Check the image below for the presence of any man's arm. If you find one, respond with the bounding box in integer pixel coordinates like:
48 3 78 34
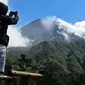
0 14 19 25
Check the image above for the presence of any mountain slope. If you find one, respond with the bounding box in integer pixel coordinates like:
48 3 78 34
24 39 85 73
21 19 46 39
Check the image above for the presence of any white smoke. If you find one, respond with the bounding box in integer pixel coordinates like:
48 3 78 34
41 16 56 30
7 26 31 47
41 16 85 40
57 19 85 38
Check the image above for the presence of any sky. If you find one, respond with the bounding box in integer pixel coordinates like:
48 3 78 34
0 0 85 47
8 0 85 25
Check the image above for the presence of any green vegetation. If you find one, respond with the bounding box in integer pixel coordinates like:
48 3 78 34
6 39 85 85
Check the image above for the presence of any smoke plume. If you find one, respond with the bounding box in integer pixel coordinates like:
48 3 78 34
41 16 85 40
7 26 31 47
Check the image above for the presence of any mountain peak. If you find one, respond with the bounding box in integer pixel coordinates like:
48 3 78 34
31 19 41 24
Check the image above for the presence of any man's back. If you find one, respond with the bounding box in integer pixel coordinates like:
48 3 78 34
0 2 19 73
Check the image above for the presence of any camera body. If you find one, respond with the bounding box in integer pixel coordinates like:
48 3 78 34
9 11 18 17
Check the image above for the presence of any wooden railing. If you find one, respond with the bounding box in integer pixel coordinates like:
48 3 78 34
0 70 43 85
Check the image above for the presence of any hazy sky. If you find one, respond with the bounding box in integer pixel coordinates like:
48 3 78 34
9 0 85 25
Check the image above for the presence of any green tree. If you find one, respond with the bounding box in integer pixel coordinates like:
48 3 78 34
18 54 32 71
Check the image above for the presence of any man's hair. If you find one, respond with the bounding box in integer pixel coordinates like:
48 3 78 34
0 2 8 15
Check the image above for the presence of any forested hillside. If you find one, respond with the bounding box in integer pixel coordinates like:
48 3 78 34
7 39 85 85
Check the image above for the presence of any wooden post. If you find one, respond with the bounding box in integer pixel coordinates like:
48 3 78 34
0 80 1 85
16 76 20 85
28 77 37 85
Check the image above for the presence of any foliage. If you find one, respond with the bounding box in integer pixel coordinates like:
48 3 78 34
6 40 85 85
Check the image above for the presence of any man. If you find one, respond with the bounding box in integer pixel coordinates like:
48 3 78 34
0 2 19 74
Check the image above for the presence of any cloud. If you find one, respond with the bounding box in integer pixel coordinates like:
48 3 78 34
41 16 56 30
41 16 85 39
57 19 85 38
7 26 32 47
0 0 8 5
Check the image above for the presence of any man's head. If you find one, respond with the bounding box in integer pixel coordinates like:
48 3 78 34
0 2 8 15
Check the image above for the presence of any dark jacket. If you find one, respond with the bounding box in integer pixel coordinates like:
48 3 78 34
0 15 19 46
0 2 19 47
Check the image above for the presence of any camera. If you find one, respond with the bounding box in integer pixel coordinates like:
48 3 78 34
9 11 18 17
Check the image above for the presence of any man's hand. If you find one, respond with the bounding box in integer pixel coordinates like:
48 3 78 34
9 11 13 17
